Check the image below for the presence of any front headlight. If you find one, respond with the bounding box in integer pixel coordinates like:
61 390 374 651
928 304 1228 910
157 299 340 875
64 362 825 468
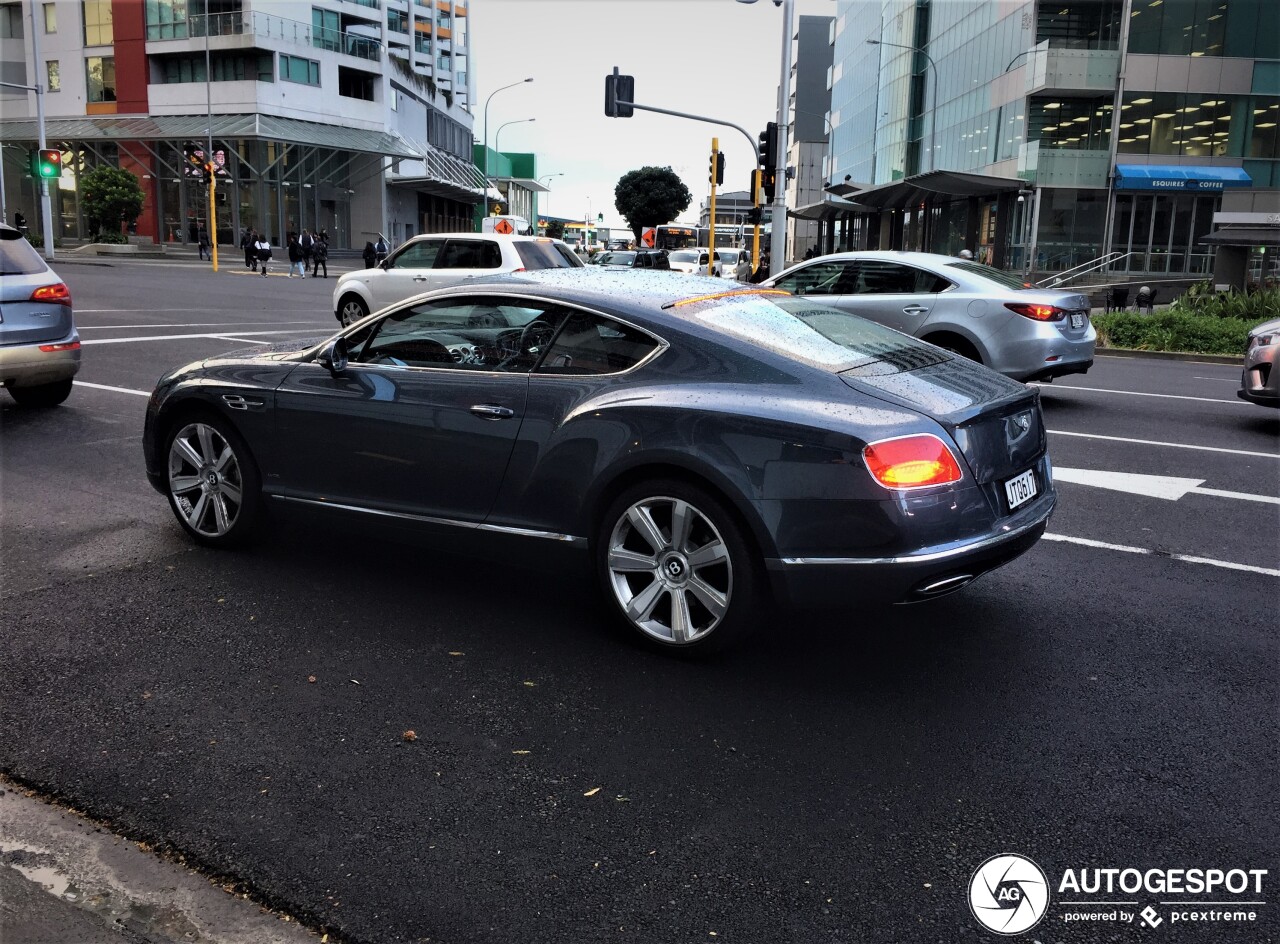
1248 333 1277 351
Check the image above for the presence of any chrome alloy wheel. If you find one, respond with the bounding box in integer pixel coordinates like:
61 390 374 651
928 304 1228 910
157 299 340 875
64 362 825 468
340 297 368 326
167 423 245 538
606 496 733 645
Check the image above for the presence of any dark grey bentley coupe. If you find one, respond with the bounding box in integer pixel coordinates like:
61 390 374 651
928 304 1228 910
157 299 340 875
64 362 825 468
144 269 1056 652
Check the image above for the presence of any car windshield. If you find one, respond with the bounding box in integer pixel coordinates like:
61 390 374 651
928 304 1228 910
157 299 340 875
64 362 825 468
685 293 936 373
602 252 636 265
0 231 48 276
945 260 1034 290
670 251 700 264
515 240 584 270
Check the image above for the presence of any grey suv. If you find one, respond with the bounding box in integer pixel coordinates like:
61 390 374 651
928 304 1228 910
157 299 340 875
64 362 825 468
0 225 80 406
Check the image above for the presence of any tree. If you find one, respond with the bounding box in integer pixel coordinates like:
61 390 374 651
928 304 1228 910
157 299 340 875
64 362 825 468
545 220 566 240
80 165 145 239
613 166 691 241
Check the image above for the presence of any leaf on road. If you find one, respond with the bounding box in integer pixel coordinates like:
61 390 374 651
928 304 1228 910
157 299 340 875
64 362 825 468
448 651 464 657
512 749 531 755
308 675 317 683
402 730 418 742
349 679 361 685
615 795 630 802
523 681 536 687
583 787 601 797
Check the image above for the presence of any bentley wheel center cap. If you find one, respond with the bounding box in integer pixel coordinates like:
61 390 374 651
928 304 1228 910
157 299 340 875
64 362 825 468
660 554 688 584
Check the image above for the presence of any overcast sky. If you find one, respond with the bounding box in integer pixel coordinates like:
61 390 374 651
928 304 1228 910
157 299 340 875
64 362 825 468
468 0 837 229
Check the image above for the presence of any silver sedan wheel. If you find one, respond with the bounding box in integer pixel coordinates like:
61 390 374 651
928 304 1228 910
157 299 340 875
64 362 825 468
340 297 367 326
606 496 733 645
167 423 244 538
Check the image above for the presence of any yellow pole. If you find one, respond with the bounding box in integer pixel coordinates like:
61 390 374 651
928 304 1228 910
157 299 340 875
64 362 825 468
751 169 762 277
708 137 718 276
208 169 218 272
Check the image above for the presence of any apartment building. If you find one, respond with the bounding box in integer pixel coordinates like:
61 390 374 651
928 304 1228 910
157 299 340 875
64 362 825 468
0 0 482 249
820 0 1278 285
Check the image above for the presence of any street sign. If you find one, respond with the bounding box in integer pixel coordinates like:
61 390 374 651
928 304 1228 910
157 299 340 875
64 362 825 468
494 218 514 234
640 227 655 247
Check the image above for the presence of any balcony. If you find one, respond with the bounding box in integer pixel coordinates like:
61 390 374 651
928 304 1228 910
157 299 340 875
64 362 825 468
183 11 382 63
1025 43 1119 95
1018 141 1110 188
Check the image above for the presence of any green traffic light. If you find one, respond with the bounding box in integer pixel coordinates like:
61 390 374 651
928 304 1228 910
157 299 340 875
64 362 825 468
36 149 62 179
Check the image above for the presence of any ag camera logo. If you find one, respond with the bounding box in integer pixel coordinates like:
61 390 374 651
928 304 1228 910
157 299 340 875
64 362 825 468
969 854 1050 935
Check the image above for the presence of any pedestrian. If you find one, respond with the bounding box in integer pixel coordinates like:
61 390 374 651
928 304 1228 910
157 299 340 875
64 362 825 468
750 250 771 284
14 211 27 235
241 228 257 271
311 232 329 278
373 234 389 265
958 248 974 260
362 241 377 269
188 220 198 245
254 234 272 276
287 234 305 278
197 225 210 261
300 229 314 271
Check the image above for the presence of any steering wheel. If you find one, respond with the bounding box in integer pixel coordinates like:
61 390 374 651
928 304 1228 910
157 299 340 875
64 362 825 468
518 319 556 355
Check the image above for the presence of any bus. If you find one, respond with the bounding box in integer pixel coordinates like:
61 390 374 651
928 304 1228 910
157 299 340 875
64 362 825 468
652 224 698 251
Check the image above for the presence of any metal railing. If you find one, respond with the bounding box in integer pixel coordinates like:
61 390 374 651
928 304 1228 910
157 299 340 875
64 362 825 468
187 11 382 63
1037 251 1133 287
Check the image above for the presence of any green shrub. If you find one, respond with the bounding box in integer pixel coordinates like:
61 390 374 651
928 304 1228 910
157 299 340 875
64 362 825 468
1170 288 1280 320
93 232 129 244
1092 312 1267 356
23 233 63 249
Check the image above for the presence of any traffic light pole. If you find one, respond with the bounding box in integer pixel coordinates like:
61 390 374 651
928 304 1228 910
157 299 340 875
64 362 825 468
27 6 54 260
771 0 794 276
708 138 718 275
614 100 757 162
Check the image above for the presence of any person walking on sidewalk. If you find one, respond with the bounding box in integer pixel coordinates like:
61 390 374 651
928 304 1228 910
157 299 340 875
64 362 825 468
300 229 314 272
362 241 377 269
197 225 210 262
311 232 329 278
287 234 305 278
254 235 272 276
241 228 258 272
374 235 389 265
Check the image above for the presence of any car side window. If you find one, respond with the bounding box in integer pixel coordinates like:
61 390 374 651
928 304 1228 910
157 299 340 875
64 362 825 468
386 240 441 270
536 312 661 376
438 239 502 269
774 261 851 296
345 296 569 372
853 261 928 295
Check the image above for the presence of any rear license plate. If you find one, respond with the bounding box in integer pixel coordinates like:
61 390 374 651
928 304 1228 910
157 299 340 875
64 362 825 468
1004 469 1038 510
1070 312 1086 329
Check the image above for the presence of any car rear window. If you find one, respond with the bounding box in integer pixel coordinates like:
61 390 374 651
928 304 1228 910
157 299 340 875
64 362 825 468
670 251 700 264
603 252 636 265
684 294 940 373
0 231 47 276
946 261 1034 290
515 241 584 270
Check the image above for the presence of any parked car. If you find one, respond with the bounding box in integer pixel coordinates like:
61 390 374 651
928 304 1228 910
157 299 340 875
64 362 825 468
595 249 671 270
145 269 1056 654
332 232 582 325
668 248 724 277
1238 317 1279 407
0 224 80 407
717 248 749 280
762 251 1095 382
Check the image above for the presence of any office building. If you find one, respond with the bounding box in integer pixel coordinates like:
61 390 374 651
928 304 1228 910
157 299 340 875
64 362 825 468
819 0 1278 286
0 0 483 249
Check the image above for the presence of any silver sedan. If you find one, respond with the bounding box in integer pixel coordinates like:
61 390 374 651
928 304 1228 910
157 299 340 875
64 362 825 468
763 250 1095 382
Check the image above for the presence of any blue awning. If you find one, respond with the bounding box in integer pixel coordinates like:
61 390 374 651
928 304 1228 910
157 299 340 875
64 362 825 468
1115 164 1252 191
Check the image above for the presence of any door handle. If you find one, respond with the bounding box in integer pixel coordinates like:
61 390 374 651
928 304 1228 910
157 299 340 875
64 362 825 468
470 404 515 419
412 276 430 282
902 305 930 315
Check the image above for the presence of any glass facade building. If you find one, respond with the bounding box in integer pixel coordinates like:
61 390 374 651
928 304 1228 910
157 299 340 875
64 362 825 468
824 0 1279 280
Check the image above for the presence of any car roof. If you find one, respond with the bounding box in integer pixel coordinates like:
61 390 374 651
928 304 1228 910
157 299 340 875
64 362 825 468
400 232 561 244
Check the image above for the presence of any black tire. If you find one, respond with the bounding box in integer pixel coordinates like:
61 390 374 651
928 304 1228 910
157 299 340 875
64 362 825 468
595 478 764 655
162 412 263 548
924 333 982 364
8 378 73 407
337 294 368 327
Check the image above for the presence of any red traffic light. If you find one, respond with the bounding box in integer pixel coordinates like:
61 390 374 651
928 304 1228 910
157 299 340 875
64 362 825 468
35 148 63 179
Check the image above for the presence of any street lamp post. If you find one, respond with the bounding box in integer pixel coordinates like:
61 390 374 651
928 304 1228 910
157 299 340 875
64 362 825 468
867 39 939 174
482 77 533 212
735 0 793 275
537 172 563 216
494 118 535 154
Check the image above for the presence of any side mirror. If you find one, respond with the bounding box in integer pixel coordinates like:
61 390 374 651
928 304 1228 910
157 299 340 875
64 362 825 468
317 336 349 375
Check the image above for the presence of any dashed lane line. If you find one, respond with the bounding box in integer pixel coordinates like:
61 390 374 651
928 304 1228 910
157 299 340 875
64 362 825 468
73 381 150 397
1043 533 1279 578
1034 383 1248 406
1047 429 1278 460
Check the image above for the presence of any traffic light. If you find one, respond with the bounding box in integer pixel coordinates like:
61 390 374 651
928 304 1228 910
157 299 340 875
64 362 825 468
32 149 62 179
757 121 777 173
745 206 763 226
762 169 777 204
708 151 725 186
604 69 635 118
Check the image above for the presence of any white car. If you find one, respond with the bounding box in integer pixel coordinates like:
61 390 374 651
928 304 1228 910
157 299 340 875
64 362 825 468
667 248 725 277
333 232 582 325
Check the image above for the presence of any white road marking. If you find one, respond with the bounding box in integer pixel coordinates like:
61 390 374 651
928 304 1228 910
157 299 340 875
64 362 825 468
1053 467 1280 504
73 380 150 397
1047 429 1278 460
81 329 322 345
1193 376 1239 383
77 309 213 313
207 336 269 344
1035 383 1246 405
1043 533 1280 577
79 321 316 329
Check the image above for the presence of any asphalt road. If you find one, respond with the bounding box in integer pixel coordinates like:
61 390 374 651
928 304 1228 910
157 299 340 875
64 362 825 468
1 259 1276 943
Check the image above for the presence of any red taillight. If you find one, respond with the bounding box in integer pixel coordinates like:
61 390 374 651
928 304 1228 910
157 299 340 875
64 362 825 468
38 340 80 353
31 282 72 306
1005 301 1065 322
863 434 963 490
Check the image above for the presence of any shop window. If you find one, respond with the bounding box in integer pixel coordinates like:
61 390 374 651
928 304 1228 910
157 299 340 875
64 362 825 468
83 0 113 46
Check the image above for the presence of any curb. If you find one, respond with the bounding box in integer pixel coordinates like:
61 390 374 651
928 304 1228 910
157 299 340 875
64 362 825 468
1096 348 1243 366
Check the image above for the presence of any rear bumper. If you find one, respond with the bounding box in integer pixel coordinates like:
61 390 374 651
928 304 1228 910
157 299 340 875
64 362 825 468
764 490 1055 609
991 318 1096 382
0 331 81 387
